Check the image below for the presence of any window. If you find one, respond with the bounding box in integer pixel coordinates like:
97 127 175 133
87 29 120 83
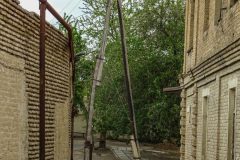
204 0 210 31
227 88 236 160
202 96 208 160
187 0 195 51
187 105 192 123
214 0 222 24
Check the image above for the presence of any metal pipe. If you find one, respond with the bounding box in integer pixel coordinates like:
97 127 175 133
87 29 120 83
39 1 74 160
39 1 47 160
116 0 141 159
69 30 75 160
45 1 72 32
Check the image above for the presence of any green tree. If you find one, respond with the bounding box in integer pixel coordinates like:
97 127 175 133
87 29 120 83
74 0 184 143
60 14 94 116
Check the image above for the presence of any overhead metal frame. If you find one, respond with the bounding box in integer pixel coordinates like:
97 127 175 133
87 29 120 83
39 0 74 160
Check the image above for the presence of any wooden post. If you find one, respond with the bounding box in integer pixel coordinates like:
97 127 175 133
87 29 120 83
84 0 113 159
117 0 141 159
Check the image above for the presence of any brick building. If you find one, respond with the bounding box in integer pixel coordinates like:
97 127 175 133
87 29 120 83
0 0 72 159
181 0 240 160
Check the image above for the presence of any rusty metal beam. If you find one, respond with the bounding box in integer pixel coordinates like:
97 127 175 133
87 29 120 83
39 1 46 160
69 30 75 160
45 2 72 32
39 0 74 160
39 0 73 61
39 0 71 31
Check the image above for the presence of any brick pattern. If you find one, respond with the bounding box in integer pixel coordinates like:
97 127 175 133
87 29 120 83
182 0 240 160
184 89 193 160
184 0 240 72
182 64 240 160
218 74 240 160
54 102 71 160
0 52 27 160
191 85 198 159
180 89 186 160
0 0 72 159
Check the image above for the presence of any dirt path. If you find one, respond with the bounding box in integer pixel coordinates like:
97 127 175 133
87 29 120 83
73 139 179 160
73 139 116 160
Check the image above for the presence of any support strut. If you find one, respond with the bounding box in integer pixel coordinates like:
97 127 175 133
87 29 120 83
39 1 46 159
117 0 141 159
39 1 74 160
84 0 113 159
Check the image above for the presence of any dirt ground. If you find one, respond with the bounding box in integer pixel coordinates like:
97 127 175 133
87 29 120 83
73 139 179 160
73 139 116 160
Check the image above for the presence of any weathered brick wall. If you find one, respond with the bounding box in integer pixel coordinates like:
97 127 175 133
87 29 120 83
0 52 28 160
184 88 193 160
54 102 71 160
0 0 72 159
182 0 240 160
184 1 240 73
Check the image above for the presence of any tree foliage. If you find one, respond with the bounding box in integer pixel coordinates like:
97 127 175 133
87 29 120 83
60 14 94 116
71 0 185 143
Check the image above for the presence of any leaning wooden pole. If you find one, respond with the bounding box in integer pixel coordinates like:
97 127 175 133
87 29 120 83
117 0 141 159
84 0 113 159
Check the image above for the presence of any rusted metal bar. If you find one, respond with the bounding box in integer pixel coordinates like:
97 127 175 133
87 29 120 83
116 0 141 159
39 1 74 160
68 26 75 160
39 1 47 160
39 0 73 61
45 1 72 32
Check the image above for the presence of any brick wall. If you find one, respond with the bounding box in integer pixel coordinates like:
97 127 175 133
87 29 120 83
54 101 71 160
0 52 28 160
0 0 72 159
184 88 193 160
182 0 240 160
184 0 240 73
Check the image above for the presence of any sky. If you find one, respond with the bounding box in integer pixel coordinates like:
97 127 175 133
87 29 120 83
19 0 84 25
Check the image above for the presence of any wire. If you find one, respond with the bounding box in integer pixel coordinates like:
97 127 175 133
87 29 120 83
67 0 82 15
59 0 75 14
49 0 82 23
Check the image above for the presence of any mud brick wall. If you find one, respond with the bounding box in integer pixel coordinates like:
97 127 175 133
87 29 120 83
0 0 72 159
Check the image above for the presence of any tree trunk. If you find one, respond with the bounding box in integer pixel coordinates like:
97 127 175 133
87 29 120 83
99 132 107 149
